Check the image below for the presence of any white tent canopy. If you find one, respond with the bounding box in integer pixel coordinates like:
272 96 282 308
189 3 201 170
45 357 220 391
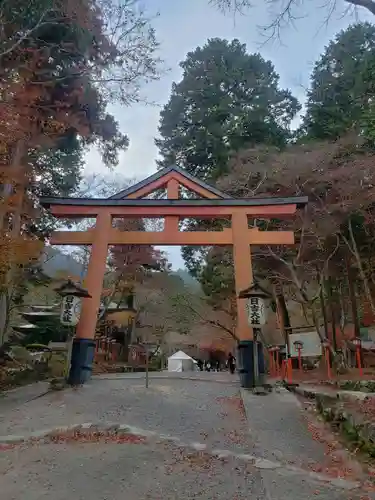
167 350 195 372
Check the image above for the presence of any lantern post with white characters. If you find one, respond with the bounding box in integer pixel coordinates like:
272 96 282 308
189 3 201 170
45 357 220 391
55 280 91 383
238 283 271 388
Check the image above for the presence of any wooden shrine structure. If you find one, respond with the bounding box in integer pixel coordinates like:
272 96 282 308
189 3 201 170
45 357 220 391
41 165 308 383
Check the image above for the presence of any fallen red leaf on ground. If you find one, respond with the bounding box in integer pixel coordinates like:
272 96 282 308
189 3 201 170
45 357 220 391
216 395 246 420
358 397 375 419
301 406 364 482
0 444 15 451
225 429 246 445
13 430 149 446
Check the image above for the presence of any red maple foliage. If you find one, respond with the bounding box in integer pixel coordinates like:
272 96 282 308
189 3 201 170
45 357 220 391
109 218 167 283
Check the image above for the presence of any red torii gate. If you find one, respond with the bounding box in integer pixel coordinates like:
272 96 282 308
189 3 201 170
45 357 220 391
41 165 307 383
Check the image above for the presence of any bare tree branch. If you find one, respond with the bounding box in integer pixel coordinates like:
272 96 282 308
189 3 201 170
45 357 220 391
211 0 375 40
347 0 375 15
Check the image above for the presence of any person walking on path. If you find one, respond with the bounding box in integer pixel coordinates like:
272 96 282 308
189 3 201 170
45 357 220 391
227 352 236 374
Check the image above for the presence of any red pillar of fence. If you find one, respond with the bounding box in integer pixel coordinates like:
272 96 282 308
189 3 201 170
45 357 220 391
275 347 280 377
353 338 363 377
268 347 276 377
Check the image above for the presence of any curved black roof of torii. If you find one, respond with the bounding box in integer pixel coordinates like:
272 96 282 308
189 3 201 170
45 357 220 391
108 165 231 200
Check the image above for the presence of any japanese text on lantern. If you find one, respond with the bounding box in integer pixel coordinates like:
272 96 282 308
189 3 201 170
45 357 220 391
60 295 81 326
246 297 266 326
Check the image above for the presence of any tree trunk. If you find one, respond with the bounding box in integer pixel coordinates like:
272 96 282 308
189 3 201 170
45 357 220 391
0 140 27 343
336 281 350 368
326 277 338 352
347 218 375 315
346 258 361 338
0 140 25 229
319 286 329 339
275 291 291 356
0 292 9 346
301 303 310 324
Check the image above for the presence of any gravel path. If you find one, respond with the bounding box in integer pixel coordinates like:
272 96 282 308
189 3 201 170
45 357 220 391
0 440 267 500
0 438 361 500
0 378 249 453
241 388 327 466
0 381 50 411
0 375 373 500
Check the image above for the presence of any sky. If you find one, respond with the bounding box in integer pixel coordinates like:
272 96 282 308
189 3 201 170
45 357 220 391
83 0 372 270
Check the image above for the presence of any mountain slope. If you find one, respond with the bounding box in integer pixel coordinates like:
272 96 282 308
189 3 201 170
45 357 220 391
172 269 201 292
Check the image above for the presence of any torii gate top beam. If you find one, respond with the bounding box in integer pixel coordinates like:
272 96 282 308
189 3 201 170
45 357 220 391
41 196 307 218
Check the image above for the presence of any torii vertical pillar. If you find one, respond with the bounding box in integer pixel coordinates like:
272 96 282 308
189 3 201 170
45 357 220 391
232 213 253 341
68 212 111 385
